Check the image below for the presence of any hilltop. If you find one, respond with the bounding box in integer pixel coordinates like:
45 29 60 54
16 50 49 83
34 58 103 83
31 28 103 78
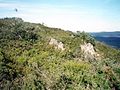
0 17 120 90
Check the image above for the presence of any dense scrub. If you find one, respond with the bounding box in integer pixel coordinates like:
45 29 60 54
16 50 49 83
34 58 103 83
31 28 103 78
0 17 120 90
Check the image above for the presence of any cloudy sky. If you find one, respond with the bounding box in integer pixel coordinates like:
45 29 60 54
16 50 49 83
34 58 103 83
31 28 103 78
0 0 120 32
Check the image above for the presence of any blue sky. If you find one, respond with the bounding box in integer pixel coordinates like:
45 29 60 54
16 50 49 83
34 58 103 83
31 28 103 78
0 0 120 32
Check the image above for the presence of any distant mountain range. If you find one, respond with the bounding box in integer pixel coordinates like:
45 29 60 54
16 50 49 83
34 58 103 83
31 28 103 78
90 31 120 37
90 31 120 48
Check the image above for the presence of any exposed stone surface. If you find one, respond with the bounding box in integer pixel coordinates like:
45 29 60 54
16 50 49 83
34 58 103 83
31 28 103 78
49 38 65 51
80 43 97 60
81 43 96 55
49 38 58 45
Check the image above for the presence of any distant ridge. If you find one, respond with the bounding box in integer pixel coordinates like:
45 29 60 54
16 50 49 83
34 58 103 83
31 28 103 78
90 31 120 48
90 31 120 37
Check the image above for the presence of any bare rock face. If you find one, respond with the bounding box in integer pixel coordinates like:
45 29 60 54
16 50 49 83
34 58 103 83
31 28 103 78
49 38 65 51
49 38 58 45
81 43 96 55
80 43 97 60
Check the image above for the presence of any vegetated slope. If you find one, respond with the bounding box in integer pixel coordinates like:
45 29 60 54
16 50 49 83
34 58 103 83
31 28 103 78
0 17 120 90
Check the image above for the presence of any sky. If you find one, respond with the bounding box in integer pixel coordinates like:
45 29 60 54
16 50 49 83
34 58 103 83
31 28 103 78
0 0 120 32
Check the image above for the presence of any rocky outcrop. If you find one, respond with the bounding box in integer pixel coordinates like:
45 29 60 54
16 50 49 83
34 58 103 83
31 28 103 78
49 38 65 51
80 42 99 60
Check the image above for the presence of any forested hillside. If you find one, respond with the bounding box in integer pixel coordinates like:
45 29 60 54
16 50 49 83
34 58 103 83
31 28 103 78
0 17 120 90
